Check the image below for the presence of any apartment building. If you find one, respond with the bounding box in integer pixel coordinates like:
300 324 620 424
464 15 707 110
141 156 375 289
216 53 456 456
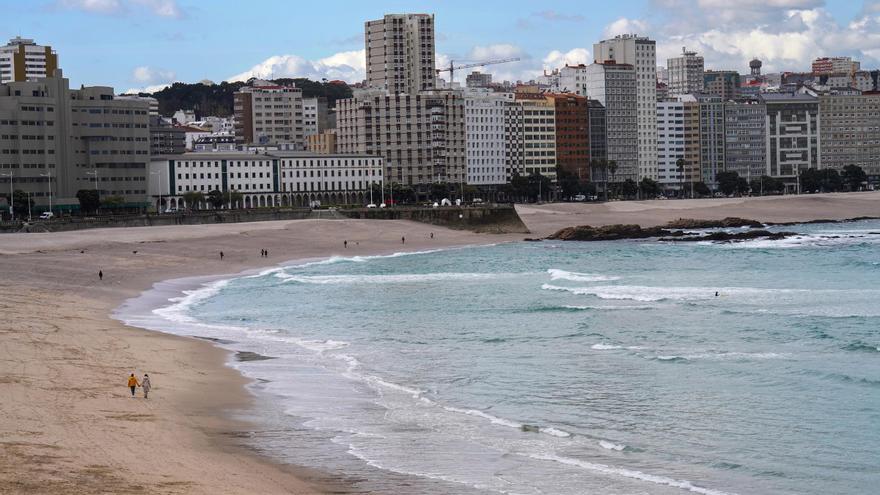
365 13 436 94
234 80 304 148
464 88 510 185
0 72 150 213
336 88 465 189
698 94 726 186
302 97 329 137
583 61 638 182
149 115 185 155
724 100 766 180
812 57 860 75
546 93 590 180
667 47 704 95
0 37 58 84
657 99 686 190
514 90 557 180
819 90 880 176
760 92 821 186
593 34 658 180
704 71 740 100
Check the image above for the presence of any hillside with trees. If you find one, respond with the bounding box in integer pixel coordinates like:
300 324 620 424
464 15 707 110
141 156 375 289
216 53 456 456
141 78 353 118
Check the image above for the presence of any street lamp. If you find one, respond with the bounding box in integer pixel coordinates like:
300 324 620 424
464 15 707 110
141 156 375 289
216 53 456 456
27 191 32 222
0 172 12 221
150 170 163 214
39 170 53 214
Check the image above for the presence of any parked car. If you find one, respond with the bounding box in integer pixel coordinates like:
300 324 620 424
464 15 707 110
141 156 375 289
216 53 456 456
366 203 377 208
573 194 587 202
39 211 54 220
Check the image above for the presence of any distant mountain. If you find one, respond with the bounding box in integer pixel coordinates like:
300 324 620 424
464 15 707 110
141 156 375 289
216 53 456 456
143 78 353 118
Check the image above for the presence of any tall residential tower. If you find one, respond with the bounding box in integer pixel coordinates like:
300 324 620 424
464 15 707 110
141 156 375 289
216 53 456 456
593 34 658 180
365 14 436 94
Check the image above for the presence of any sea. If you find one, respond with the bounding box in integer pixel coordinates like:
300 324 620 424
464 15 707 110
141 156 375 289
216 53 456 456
118 220 880 495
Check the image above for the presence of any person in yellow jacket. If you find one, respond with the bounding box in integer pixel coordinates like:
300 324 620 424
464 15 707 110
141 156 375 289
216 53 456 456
127 373 140 397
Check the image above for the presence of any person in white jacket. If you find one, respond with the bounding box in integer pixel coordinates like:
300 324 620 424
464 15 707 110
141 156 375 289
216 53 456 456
142 374 152 399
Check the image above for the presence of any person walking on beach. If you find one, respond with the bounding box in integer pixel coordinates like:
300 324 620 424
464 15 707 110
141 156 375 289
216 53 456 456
98 270 103 281
141 374 151 399
401 236 405 244
344 240 348 249
220 251 224 260
127 373 140 397
430 232 434 239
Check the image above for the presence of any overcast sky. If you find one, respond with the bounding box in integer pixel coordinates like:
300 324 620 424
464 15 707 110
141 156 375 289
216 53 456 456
3 0 879 93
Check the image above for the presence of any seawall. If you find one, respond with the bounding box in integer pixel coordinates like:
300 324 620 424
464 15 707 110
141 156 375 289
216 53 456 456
338 205 530 234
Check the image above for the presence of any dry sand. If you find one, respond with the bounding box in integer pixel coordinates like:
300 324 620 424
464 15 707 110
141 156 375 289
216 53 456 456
1 192 878 493
0 218 519 494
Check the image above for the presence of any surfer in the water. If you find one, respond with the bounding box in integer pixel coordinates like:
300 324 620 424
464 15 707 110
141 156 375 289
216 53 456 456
715 291 719 297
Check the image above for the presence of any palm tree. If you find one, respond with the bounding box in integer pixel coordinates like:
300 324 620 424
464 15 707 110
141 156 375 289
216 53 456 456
607 161 618 199
676 158 686 199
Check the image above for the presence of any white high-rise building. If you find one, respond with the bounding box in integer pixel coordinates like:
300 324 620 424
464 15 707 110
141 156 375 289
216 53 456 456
666 47 704 95
593 34 658 181
365 14 436 94
657 99 686 190
464 88 511 185
302 97 329 137
0 37 59 84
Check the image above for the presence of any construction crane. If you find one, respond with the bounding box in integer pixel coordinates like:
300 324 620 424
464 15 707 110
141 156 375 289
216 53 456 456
435 58 520 84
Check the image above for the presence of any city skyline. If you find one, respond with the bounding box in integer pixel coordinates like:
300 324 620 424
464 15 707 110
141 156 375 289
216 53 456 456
2 0 879 93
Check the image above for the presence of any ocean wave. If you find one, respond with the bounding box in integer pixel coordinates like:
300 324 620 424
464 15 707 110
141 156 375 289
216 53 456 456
842 341 880 353
547 268 620 283
716 232 880 250
599 440 627 451
525 453 734 495
440 406 572 438
592 343 646 351
276 272 508 285
652 352 789 362
541 283 802 302
152 279 230 325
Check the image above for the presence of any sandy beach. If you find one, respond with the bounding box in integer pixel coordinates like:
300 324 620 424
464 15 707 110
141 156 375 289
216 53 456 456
1 191 878 494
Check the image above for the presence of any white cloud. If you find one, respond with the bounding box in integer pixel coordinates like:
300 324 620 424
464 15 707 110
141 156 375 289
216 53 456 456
543 48 592 68
57 0 121 14
226 50 366 83
603 17 650 38
56 0 183 18
132 0 183 18
131 65 176 84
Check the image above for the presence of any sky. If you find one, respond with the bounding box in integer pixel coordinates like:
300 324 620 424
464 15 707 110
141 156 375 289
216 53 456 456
2 0 880 93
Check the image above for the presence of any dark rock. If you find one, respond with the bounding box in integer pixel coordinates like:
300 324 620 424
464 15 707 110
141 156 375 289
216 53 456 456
659 230 798 242
664 217 764 229
523 238 543 242
547 224 670 241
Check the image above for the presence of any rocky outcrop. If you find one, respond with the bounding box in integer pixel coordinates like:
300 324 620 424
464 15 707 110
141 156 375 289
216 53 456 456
547 224 682 241
664 217 764 229
658 230 798 242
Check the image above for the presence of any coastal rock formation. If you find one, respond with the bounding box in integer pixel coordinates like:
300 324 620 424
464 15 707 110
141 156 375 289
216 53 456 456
658 230 798 242
546 224 677 241
664 217 764 229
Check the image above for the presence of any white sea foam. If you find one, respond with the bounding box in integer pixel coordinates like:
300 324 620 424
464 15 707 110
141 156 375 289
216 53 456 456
152 279 231 324
599 440 627 451
542 283 810 302
547 268 620 283
592 343 623 350
653 352 790 362
541 427 572 438
716 232 880 250
442 406 524 429
525 453 735 495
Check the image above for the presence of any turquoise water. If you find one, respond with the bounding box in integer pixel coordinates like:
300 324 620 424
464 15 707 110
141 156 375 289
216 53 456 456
158 221 880 494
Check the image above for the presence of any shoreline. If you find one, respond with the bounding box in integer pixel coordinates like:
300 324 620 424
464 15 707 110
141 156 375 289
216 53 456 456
0 218 519 494
2 192 878 493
